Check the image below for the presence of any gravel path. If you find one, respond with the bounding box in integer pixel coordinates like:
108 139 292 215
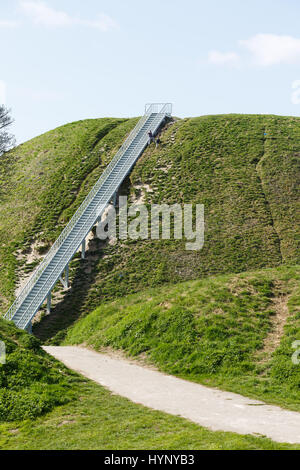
44 346 300 444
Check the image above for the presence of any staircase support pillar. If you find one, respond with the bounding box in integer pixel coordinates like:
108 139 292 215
65 263 69 287
59 263 69 289
81 239 86 259
47 292 51 314
112 191 118 207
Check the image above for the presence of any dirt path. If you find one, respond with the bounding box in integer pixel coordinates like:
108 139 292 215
44 346 300 444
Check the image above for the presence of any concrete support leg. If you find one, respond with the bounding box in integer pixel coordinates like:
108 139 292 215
81 239 86 259
59 263 69 289
26 321 32 334
47 292 51 314
112 191 117 207
65 263 69 288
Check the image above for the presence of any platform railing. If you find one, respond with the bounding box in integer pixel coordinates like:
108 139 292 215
145 103 172 116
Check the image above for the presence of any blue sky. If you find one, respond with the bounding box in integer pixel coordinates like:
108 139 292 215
1 0 300 143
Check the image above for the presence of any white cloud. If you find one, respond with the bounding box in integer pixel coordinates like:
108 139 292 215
239 34 300 66
88 14 119 32
0 20 20 28
19 0 118 31
0 81 6 105
208 50 239 65
19 0 74 26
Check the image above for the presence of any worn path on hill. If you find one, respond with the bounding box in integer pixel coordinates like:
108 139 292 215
44 346 300 444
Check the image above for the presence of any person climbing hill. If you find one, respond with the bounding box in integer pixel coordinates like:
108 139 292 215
148 130 155 145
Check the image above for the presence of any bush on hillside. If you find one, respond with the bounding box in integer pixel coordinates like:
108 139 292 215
0 319 78 422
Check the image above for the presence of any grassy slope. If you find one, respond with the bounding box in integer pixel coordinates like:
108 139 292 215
0 318 79 422
3 381 299 451
64 265 300 411
26 114 299 341
2 318 297 450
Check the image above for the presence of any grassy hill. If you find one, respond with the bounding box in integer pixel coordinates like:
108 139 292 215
0 113 298 350
1 113 297 340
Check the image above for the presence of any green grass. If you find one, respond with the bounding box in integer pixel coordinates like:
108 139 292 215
1 381 299 450
63 265 300 411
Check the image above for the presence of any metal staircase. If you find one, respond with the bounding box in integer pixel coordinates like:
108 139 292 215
5 103 172 331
